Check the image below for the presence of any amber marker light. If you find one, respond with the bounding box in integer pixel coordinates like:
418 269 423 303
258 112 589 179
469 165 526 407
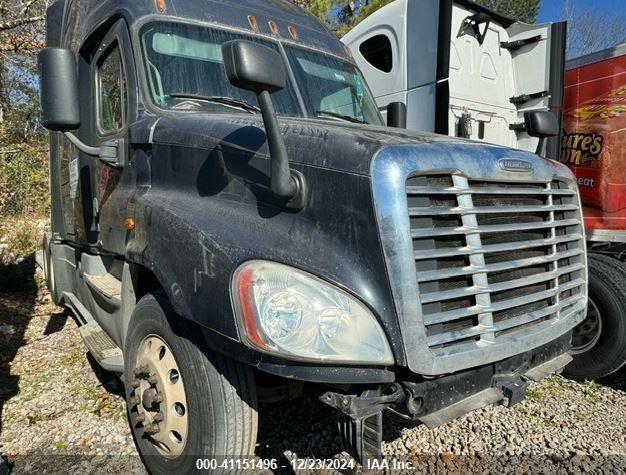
248 15 258 30
236 267 267 350
288 25 298 40
124 218 136 231
268 20 279 35
155 0 166 13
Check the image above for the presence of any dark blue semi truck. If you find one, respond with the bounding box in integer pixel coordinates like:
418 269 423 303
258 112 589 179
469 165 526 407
39 0 588 470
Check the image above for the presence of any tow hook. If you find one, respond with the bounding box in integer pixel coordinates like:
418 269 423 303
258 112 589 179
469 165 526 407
500 379 528 408
320 383 404 420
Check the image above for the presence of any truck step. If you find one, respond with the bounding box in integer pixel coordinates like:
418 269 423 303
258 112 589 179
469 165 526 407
79 323 124 373
85 273 122 300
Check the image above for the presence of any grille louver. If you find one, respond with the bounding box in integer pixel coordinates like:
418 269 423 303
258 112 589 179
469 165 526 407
407 175 586 355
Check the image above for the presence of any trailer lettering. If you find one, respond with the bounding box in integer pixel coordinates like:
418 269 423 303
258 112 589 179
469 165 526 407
560 130 604 165
577 177 596 188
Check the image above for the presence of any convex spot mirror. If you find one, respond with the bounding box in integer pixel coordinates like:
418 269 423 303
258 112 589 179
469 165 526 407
38 47 80 132
524 110 559 139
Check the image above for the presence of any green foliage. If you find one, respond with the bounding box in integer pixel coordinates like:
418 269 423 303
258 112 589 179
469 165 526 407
0 144 49 217
335 0 394 36
307 0 333 21
0 4 49 263
0 129 49 263
294 0 541 36
474 0 541 23
0 217 44 265
295 0 395 36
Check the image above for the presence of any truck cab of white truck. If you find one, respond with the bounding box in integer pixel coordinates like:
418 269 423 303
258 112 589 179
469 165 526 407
343 0 566 159
346 0 626 382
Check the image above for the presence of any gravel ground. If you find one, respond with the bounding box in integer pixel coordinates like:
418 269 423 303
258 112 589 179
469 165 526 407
1 261 625 473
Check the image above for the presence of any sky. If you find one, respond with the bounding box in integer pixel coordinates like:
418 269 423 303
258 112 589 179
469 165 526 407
537 0 625 23
333 0 626 24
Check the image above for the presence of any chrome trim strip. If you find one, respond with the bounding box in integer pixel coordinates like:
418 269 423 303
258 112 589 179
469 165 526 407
371 142 588 376
586 228 626 244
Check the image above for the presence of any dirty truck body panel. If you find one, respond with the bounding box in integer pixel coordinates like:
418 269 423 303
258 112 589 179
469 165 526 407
41 0 587 464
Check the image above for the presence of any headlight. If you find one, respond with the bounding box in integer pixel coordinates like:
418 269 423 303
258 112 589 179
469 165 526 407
232 261 394 365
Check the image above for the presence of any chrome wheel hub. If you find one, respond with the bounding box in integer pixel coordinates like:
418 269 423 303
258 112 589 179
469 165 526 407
129 335 189 458
571 298 603 354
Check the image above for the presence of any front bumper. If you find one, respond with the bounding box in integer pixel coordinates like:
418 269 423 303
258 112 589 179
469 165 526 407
320 332 573 463
322 332 572 424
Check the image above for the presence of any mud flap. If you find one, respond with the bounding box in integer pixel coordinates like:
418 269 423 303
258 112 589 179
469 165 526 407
338 412 383 464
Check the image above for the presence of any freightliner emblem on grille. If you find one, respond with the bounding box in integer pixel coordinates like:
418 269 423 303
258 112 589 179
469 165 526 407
499 158 534 172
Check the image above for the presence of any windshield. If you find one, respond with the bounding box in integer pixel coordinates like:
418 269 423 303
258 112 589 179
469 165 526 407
139 22 383 125
140 22 301 116
284 46 381 124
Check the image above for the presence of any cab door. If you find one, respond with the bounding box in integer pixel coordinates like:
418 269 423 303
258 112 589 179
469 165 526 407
87 20 137 255
506 22 567 158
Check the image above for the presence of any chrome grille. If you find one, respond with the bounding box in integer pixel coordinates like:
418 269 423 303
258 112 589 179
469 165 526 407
407 175 586 355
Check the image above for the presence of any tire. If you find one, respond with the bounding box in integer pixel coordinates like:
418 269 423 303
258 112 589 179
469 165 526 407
564 254 626 380
124 291 258 474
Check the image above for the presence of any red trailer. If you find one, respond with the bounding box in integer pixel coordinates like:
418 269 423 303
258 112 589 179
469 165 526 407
560 43 626 379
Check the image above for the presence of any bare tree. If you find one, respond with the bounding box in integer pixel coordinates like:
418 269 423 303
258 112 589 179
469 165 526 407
0 1 48 130
475 0 540 23
562 0 626 58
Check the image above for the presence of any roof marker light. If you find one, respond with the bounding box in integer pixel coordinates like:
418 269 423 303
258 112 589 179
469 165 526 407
288 26 298 40
248 15 258 30
268 20 279 35
155 0 166 13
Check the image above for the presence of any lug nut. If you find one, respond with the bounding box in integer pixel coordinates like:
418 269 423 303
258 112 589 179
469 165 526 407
131 379 141 389
148 375 159 385
153 394 164 403
135 413 146 423
133 365 150 378
129 396 140 406
154 412 164 423
145 423 160 435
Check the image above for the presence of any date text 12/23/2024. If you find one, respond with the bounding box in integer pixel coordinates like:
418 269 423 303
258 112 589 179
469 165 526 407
194 458 415 471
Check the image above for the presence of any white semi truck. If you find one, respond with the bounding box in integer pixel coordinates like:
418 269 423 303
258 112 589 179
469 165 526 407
343 0 566 159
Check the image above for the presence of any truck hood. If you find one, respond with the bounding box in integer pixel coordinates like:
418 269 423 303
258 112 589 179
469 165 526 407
140 112 499 176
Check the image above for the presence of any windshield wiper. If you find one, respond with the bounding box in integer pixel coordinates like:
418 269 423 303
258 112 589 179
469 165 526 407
316 110 366 124
168 93 261 113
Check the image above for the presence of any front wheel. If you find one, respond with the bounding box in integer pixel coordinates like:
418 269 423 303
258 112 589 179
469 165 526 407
564 254 626 380
124 291 258 474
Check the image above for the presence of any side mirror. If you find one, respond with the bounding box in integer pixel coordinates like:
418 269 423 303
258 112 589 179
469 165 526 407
222 40 286 94
38 47 80 131
524 110 559 139
38 47 125 167
222 40 306 210
387 102 407 128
